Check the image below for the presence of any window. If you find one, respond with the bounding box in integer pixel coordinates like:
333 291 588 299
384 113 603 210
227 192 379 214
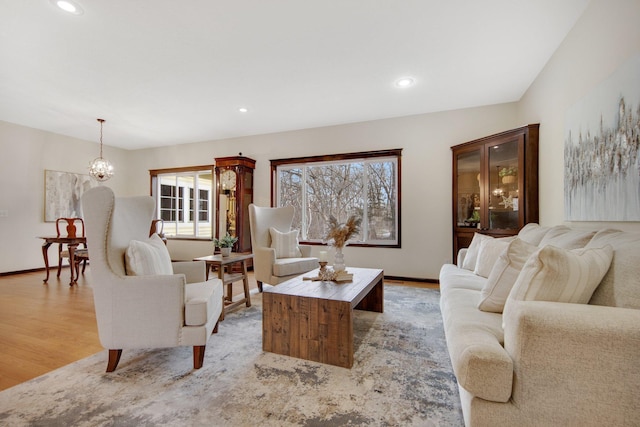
150 166 213 239
272 149 401 247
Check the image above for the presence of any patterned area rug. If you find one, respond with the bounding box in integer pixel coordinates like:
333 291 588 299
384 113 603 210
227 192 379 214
0 285 463 426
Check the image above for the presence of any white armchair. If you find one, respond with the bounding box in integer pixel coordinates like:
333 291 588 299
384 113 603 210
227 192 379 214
248 204 318 292
82 186 223 372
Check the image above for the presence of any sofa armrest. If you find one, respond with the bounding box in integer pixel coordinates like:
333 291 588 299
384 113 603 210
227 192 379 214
172 260 206 284
457 248 468 267
299 244 312 257
503 300 640 424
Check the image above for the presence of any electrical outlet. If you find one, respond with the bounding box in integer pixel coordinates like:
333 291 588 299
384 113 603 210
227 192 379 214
0 210 8 217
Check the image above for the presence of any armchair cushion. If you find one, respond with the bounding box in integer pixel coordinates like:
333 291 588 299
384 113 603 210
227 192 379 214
269 227 302 258
273 257 319 277
125 234 173 276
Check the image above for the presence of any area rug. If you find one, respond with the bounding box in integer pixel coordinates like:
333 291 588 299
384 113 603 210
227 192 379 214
0 285 463 426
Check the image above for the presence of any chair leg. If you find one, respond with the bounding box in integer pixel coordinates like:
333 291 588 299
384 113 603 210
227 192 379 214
106 349 122 372
213 319 220 334
257 281 263 292
193 345 206 369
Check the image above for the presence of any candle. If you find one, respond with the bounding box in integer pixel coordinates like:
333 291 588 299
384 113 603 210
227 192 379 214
318 251 328 262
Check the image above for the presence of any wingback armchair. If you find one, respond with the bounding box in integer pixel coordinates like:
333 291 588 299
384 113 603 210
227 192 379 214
82 186 223 372
248 204 318 292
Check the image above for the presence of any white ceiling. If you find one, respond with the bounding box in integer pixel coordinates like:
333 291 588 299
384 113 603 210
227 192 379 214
0 0 590 150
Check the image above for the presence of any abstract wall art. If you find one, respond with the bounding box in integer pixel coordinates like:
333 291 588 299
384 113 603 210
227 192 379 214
564 55 640 221
44 170 98 222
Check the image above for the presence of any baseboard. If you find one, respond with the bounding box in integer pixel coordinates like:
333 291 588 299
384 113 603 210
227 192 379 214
0 267 49 276
384 275 439 284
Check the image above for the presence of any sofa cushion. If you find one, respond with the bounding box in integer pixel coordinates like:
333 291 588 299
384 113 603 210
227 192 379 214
272 257 319 277
587 229 640 309
474 238 511 278
505 245 614 311
461 233 492 271
478 238 537 313
439 286 513 403
184 280 221 326
517 223 551 246
538 225 595 249
269 227 302 258
439 263 486 294
125 233 173 276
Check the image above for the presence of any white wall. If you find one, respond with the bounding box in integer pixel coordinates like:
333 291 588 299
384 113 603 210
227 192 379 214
125 104 518 280
0 120 129 273
3 0 638 278
517 0 640 232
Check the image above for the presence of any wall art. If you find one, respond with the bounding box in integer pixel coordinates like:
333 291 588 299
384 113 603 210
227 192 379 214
564 54 640 221
44 170 98 222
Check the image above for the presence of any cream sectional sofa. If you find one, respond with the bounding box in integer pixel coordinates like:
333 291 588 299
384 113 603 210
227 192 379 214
439 224 640 427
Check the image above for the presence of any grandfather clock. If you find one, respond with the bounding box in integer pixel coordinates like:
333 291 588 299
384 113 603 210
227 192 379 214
214 155 255 254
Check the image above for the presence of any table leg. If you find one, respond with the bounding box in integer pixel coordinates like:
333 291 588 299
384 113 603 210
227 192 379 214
242 260 251 307
41 242 52 283
68 243 78 286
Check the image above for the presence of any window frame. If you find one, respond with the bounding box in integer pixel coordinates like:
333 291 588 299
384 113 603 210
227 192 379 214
271 149 402 248
149 165 214 241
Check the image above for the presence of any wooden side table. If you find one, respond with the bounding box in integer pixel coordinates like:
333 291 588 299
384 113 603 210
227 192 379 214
193 253 253 318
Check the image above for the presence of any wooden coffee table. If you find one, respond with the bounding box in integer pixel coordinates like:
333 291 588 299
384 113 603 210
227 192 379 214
262 267 383 368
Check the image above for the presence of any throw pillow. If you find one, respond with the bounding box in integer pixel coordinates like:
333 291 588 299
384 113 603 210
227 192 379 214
517 223 551 246
538 226 596 249
269 227 302 258
504 244 614 315
473 237 511 278
461 233 493 271
478 238 538 312
125 233 173 276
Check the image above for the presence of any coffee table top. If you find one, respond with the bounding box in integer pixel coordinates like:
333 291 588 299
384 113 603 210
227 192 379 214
264 267 383 304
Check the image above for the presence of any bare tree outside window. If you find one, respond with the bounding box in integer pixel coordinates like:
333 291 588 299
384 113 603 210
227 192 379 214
273 150 401 247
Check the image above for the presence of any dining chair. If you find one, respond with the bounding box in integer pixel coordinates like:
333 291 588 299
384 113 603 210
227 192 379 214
56 217 89 278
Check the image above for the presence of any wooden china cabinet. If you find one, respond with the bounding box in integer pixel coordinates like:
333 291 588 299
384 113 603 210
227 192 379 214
214 155 256 254
451 124 539 260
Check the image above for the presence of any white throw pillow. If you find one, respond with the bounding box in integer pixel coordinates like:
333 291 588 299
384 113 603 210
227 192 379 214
269 227 302 258
478 238 537 313
517 223 551 246
125 233 173 276
473 238 511 278
504 244 614 315
461 233 493 271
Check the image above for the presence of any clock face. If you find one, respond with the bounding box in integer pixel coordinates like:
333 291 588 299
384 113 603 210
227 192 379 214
221 169 237 190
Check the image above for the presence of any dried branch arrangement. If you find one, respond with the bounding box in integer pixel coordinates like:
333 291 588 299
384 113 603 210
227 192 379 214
326 215 362 248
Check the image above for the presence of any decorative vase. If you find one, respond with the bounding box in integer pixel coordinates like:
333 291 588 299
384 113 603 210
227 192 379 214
502 175 516 184
333 246 345 272
220 247 231 257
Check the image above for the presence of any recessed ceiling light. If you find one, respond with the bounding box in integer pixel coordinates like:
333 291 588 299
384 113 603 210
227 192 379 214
50 0 84 15
238 107 248 113
394 77 415 88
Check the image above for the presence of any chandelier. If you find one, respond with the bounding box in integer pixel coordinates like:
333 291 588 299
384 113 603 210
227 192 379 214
89 118 114 181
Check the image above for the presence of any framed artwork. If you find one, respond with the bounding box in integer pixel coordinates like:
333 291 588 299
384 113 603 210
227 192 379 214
564 54 640 221
44 170 98 222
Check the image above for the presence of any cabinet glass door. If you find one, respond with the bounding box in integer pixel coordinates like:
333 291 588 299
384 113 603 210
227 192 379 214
456 149 481 228
487 140 519 230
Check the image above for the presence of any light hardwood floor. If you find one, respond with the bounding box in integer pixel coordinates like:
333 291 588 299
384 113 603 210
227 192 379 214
0 266 437 392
